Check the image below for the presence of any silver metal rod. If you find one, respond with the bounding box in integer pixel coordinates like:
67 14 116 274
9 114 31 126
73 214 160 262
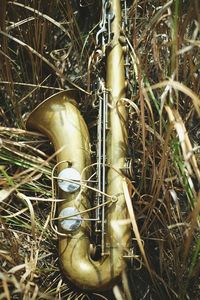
101 87 107 254
96 92 103 227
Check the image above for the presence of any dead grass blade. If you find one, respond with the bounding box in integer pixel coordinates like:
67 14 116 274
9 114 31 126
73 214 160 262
122 179 152 277
183 194 200 263
16 192 36 240
6 16 35 31
146 80 200 116
0 81 63 91
0 188 15 202
165 106 200 183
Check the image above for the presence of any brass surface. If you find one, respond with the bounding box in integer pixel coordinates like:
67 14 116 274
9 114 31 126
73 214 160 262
26 0 131 291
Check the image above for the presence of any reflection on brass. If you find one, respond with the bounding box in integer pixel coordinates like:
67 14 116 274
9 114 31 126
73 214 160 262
26 0 131 291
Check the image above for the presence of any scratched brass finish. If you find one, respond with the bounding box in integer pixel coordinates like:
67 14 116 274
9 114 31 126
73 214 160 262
26 0 131 291
26 90 91 175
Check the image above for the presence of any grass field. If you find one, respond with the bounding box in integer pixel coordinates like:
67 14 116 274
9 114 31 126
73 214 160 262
0 1 200 299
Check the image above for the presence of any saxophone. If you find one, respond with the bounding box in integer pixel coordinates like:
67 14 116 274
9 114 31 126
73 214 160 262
26 0 131 291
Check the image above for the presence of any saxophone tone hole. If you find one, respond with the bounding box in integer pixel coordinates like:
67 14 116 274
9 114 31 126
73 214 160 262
59 207 82 231
58 167 81 192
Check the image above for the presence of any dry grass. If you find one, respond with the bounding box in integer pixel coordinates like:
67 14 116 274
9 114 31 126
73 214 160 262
0 0 200 299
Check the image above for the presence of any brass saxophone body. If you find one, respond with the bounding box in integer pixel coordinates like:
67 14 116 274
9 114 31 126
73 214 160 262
27 0 131 291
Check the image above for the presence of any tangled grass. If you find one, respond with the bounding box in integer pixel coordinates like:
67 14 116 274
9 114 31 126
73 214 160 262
0 0 200 299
